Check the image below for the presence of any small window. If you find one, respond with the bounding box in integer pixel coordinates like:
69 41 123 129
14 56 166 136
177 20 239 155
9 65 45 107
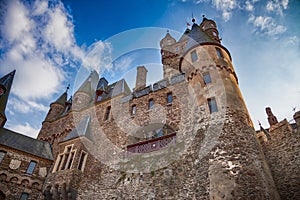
20 193 29 200
149 99 154 109
167 93 173 104
213 31 217 36
0 151 6 163
131 105 136 115
216 47 223 58
175 47 179 52
203 73 212 84
208 98 218 113
191 50 198 62
78 151 88 172
97 94 102 102
104 106 111 120
26 161 37 174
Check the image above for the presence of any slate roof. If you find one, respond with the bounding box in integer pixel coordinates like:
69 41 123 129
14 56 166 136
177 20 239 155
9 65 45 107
62 115 94 142
53 92 67 106
0 127 53 160
0 70 15 117
76 70 99 97
97 79 131 103
184 23 215 52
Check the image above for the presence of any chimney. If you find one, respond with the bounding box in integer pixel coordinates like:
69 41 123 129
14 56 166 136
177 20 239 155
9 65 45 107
294 111 300 127
266 107 278 126
134 66 148 91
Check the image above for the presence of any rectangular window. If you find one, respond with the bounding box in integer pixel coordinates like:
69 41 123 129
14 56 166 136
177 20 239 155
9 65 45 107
203 73 212 84
26 161 37 174
208 98 218 113
104 106 111 120
66 152 75 170
20 193 29 200
191 50 198 62
78 151 88 172
54 154 63 172
216 47 223 58
167 93 173 104
131 105 136 115
149 99 154 109
97 94 102 102
0 151 6 163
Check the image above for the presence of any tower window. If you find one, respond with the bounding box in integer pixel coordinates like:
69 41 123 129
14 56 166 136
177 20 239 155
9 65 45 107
216 47 223 58
203 73 212 84
0 151 6 163
78 151 88 172
149 99 154 109
167 93 173 104
104 106 111 120
20 193 29 200
131 105 137 115
208 98 218 113
26 161 37 174
97 94 102 102
191 50 198 62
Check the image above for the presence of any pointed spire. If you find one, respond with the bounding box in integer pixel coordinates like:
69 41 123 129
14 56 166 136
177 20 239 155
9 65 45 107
0 70 16 127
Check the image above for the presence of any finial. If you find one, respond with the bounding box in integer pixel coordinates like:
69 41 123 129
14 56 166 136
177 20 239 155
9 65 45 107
192 12 195 23
66 84 70 93
167 29 169 33
202 14 205 18
293 106 297 113
258 120 261 127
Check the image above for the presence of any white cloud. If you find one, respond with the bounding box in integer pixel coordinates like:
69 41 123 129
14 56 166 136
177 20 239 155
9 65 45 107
266 0 289 15
211 0 238 21
1 0 34 43
43 2 74 52
7 122 40 138
0 0 113 101
32 0 48 16
248 15 286 36
245 1 254 11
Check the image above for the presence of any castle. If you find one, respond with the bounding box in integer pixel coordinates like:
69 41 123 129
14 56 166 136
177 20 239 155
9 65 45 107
0 16 300 200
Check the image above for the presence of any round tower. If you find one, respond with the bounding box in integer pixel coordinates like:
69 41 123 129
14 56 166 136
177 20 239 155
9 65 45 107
73 70 99 110
199 15 221 43
44 91 67 122
179 17 279 199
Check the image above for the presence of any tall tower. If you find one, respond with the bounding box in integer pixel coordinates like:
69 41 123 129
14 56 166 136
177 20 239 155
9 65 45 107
178 16 279 199
0 70 15 127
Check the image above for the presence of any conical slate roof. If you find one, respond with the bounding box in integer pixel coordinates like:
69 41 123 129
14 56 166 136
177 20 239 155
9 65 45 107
185 23 215 52
76 70 99 96
0 70 16 118
53 91 67 106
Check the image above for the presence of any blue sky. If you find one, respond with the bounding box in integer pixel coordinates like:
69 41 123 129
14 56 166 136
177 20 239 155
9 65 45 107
0 0 299 138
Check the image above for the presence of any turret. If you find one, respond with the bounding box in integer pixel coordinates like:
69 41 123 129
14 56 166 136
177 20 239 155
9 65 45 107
44 91 67 122
73 70 98 110
199 15 221 43
0 70 15 127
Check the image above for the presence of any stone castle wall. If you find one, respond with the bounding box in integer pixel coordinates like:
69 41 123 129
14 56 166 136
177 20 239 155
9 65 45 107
258 120 300 199
0 146 52 199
